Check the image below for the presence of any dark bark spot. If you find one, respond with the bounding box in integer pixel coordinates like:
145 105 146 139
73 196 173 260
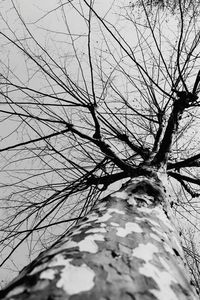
111 250 120 258
173 248 180 256
163 208 170 219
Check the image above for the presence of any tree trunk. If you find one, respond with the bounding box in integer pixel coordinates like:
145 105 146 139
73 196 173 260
0 173 198 300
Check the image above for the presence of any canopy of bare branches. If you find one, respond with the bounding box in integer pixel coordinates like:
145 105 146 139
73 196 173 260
0 0 200 288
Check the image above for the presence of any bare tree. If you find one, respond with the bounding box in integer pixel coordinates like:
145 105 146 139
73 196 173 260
135 0 200 14
0 0 200 298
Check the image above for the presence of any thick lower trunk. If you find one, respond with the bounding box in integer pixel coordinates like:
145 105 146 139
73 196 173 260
0 174 198 299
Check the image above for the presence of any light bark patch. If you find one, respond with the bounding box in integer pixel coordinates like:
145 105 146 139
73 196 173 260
127 196 137 206
47 255 95 295
139 262 178 300
57 259 95 295
116 222 143 237
86 228 106 234
132 243 158 261
40 269 56 280
112 191 127 199
110 222 119 227
78 234 105 253
132 243 179 300
150 233 161 241
6 286 26 298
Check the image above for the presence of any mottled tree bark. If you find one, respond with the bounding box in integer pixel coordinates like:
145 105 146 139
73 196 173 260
0 172 198 300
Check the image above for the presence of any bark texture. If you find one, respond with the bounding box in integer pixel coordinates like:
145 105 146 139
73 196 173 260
0 174 198 300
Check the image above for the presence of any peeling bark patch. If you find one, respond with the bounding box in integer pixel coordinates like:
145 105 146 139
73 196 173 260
78 234 105 253
110 222 119 227
86 228 106 234
95 212 112 223
77 223 89 229
40 269 56 280
63 234 105 253
6 286 26 298
57 260 95 295
150 233 161 242
139 262 178 300
112 191 127 199
132 243 158 261
127 197 137 206
108 208 125 214
138 206 175 232
132 243 179 300
30 262 50 276
62 240 78 250
138 207 153 214
48 232 105 256
47 255 95 295
116 222 143 237
85 215 99 223
71 230 81 236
